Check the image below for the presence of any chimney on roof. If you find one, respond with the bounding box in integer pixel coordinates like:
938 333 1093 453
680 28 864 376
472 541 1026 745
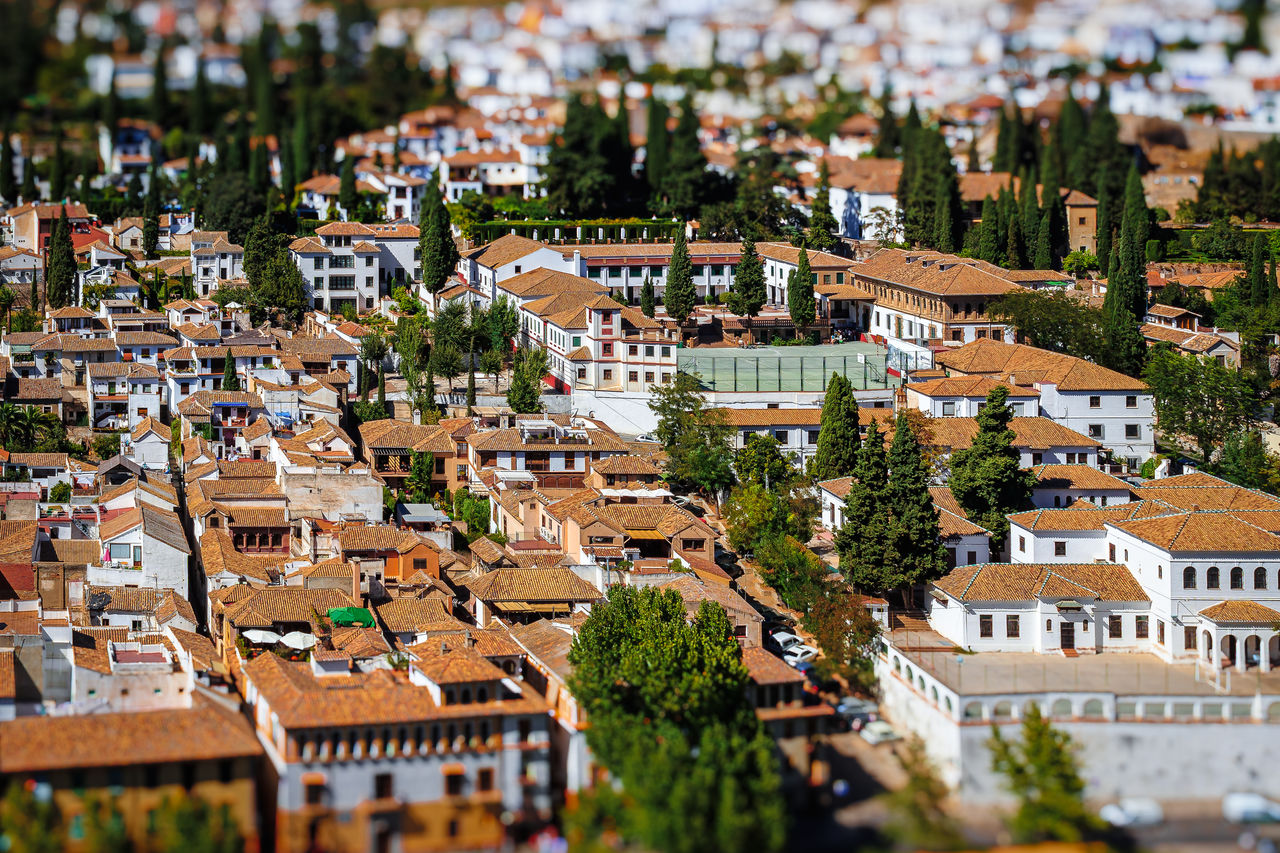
464 629 476 649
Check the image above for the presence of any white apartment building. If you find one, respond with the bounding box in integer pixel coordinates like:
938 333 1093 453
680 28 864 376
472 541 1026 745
936 339 1155 467
189 231 245 297
289 223 383 313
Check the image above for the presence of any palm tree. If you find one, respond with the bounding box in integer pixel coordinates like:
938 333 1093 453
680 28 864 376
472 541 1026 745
0 403 16 446
0 286 14 333
16 406 62 451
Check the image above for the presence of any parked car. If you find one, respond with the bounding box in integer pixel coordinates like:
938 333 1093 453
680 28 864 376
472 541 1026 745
1224 793 1280 823
859 720 900 745
1100 798 1164 827
835 697 879 728
634 433 660 443
783 644 819 666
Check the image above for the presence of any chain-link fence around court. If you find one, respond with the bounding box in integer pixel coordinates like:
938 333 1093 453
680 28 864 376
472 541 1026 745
677 342 901 393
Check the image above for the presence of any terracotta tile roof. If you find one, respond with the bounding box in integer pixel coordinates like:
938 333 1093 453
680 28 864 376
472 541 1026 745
908 375 1040 399
929 486 967 518
742 645 804 686
176 389 264 418
329 625 392 658
0 611 38 636
408 638 506 684
278 335 358 358
493 267 606 299
0 699 262 773
714 407 823 427
0 650 14 699
50 538 103 565
935 339 1148 392
508 620 574 682
1008 501 1172 532
376 598 464 634
1032 464 1132 491
0 521 38 564
469 536 508 565
462 233 546 269
938 507 988 538
131 416 169 441
470 627 524 658
1130 472 1280 512
340 525 432 554
1110 511 1280 553
167 627 218 671
156 590 198 626
928 416 1101 452
855 249 1027 297
818 476 855 500
464 568 604 603
933 562 1147 603
660 575 760 619
115 330 179 347
242 652 546 728
223 587 355 629
359 419 456 453
200 528 290 582
12 379 63 402
590 455 662 476
1198 600 1280 624
467 426 628 454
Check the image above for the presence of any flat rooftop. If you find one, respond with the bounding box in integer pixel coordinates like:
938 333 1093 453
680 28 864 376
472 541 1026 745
891 637 1280 698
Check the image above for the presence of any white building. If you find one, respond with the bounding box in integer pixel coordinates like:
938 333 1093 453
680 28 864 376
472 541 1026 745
189 231 244 298
95 503 193 598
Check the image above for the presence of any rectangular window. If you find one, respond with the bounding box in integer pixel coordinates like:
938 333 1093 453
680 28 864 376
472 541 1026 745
1108 615 1122 638
434 458 445 475
478 768 494 792
1006 615 1020 638
413 558 427 573
1054 541 1066 557
979 615 993 637
602 369 612 380
1157 620 1165 645
374 773 393 799
645 371 655 383
1088 424 1103 439
1125 424 1140 439
628 345 638 356
1135 615 1149 639
628 371 638 383
1184 625 1197 651
941 401 955 416
365 256 374 266
577 368 587 380
1126 395 1138 408
1089 395 1101 408
1018 536 1026 553
774 430 787 443
444 771 465 796
808 430 820 445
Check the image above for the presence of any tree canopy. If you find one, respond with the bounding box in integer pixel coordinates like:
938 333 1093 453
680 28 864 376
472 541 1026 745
948 385 1033 553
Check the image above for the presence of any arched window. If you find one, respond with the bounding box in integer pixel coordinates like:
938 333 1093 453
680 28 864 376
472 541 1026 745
1231 567 1244 590
1207 566 1220 589
1082 699 1105 718
992 701 1014 720
963 702 984 720
1183 566 1196 589
1256 567 1267 590
1051 698 1073 718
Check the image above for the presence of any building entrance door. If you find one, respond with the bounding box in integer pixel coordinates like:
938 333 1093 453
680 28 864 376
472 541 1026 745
1060 621 1075 650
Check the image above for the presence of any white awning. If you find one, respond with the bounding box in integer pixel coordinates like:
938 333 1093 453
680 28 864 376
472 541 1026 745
280 632 318 650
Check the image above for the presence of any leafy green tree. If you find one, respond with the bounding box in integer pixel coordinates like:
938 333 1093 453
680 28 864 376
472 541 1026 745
430 345 463 391
568 586 786 853
640 276 656 318
810 373 860 481
988 289 1106 361
1033 212 1053 270
1100 166 1150 376
734 433 794 488
360 331 388 402
419 169 460 295
506 346 548 413
19 155 35 203
884 738 965 851
661 92 709 220
725 238 765 320
804 583 881 689
0 781 61 853
152 793 245 853
649 372 734 500
948 385 1033 553
725 483 799 556
486 294 518 354
0 285 14 332
1143 346 1255 464
405 450 433 503
241 217 274 285
808 160 838 250
479 347 503 390
1062 250 1098 277
1248 233 1269 307
786 248 815 329
45 209 74 309
872 88 899 157
887 412 948 591
248 246 308 327
755 534 829 613
201 172 265 245
989 704 1101 843
48 137 65 202
1214 428 1274 492
664 229 696 325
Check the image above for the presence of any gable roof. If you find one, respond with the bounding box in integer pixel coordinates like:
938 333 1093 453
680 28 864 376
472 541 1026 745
464 568 603 603
933 562 1147 603
935 339 1147 392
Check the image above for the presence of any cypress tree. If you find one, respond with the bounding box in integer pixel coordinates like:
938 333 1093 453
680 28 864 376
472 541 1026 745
292 99 311 181
887 412 948 593
20 157 36 203
1270 256 1279 305
190 56 209 138
644 96 669 198
1107 241 1120 284
1005 215 1026 269
46 209 74 309
1057 87 1088 184
1033 213 1053 270
809 160 838 250
419 169 460 295
967 139 980 174
1115 165 1149 319
978 196 1000 263
249 142 269 194
151 44 169 130
931 180 957 253
787 248 815 330
811 373 860 482
221 354 240 391
727 237 766 323
993 107 1013 173
1249 234 1269 307
835 420 900 594
278 124 296 207
661 93 707 220
48 137 65 201
338 155 357 220
1018 174 1039 252
142 159 160 258
873 88 898 157
995 187 1014 259
948 386 1033 553
0 128 13 203
640 277 656 318
664 229 696 325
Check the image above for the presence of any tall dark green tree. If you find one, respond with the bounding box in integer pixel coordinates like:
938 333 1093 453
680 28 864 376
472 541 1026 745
1248 233 1269 307
662 93 709 220
787 248 815 329
48 136 65 201
835 420 900 594
151 44 169 130
189 56 209 138
19 152 35 202
419 169 459 295
726 237 766 321
1005 214 1026 269
644 96 670 198
221 354 240 391
143 158 161 259
886 413 948 593
808 160 838 250
948 385 1033 553
1033 213 1053 270
931 177 961 253
1100 166 1149 375
640 276 656 318
810 373 860 481
977 195 1000 264
0 127 14 203
664 229 696 325
338 155 357 219
45 208 75 309
873 88 899 157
